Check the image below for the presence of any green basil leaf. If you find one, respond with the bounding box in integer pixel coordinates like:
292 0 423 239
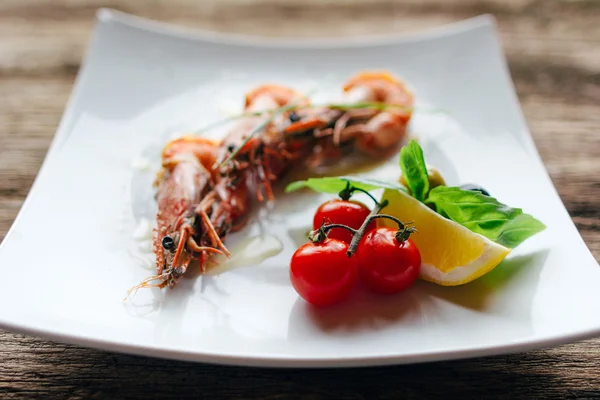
426 186 546 248
495 213 547 248
285 176 407 194
399 139 429 201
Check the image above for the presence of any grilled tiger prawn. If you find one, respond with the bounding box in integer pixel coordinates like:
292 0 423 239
135 71 414 290
286 71 414 161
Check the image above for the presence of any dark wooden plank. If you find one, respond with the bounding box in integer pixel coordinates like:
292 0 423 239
1 331 600 399
0 0 599 398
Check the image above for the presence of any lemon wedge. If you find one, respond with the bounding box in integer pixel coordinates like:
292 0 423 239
380 189 511 286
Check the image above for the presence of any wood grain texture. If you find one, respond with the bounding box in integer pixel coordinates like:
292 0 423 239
1 0 599 398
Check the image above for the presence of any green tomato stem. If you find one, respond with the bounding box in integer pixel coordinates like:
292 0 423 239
338 182 380 206
349 187 381 206
367 214 405 229
345 208 416 256
366 214 417 244
312 200 416 254
338 181 353 201
346 199 389 257
395 226 418 243
309 223 358 243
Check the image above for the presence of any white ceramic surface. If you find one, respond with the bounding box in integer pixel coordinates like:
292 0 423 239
1 9 599 368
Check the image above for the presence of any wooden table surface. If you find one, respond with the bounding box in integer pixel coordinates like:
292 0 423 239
1 0 600 398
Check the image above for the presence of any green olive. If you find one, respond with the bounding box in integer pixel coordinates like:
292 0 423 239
427 166 446 189
399 165 446 192
399 174 409 189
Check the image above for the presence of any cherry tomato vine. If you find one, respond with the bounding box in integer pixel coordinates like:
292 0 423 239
290 182 422 306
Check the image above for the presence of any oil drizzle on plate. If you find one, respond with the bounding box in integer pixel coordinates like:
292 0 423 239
207 234 284 276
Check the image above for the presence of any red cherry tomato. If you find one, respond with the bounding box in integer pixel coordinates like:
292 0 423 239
356 227 421 294
290 238 358 306
313 199 375 244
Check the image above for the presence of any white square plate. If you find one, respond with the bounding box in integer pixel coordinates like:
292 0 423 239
1 9 599 368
